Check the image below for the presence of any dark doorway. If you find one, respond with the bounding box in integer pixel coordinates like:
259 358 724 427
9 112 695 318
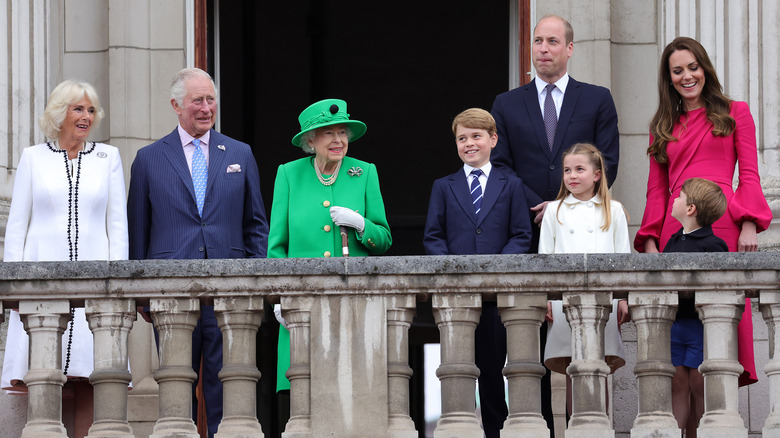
216 1 509 256
214 2 509 436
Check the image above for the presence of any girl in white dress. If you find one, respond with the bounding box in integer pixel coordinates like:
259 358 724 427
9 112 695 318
538 142 630 416
2 80 128 437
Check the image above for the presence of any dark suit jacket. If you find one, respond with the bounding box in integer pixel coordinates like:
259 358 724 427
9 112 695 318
423 166 532 255
490 77 620 208
128 128 268 260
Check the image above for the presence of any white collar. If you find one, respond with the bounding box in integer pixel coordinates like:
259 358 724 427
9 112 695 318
562 193 602 205
463 162 492 178
535 74 570 96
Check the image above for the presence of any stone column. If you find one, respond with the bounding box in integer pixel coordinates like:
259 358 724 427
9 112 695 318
497 292 549 438
386 295 417 438
19 299 70 438
761 291 780 437
696 291 747 438
628 292 680 438
85 299 136 438
214 296 264 438
149 298 200 438
563 292 614 437
281 296 314 438
432 293 482 438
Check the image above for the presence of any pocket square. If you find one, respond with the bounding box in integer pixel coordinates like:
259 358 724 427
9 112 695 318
227 164 242 173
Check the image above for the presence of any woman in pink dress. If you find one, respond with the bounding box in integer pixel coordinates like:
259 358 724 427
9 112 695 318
634 36 772 434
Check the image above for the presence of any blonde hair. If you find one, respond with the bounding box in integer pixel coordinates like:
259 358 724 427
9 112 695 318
680 178 727 227
555 143 616 231
452 108 497 137
39 80 105 140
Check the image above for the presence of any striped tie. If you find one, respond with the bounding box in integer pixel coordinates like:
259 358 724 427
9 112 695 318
470 169 483 216
192 138 207 216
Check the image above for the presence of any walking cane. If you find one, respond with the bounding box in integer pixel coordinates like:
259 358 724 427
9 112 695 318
340 226 349 257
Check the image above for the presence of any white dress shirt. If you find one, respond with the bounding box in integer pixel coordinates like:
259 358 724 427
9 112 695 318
535 74 569 120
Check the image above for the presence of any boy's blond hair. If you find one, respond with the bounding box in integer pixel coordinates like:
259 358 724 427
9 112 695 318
452 108 497 137
681 178 727 227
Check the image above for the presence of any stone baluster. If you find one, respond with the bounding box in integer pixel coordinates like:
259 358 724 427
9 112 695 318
85 299 136 438
628 292 680 438
761 291 780 438
497 292 550 438
281 296 314 438
386 295 418 438
214 296 265 438
696 291 747 438
19 299 70 438
149 298 200 438
563 291 614 437
432 293 483 438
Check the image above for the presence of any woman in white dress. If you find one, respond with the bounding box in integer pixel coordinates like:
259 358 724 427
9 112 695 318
2 80 128 437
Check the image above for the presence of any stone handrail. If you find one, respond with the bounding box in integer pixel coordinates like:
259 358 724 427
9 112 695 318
1 253 779 438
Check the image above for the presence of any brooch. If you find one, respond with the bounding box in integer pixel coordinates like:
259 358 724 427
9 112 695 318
348 166 363 177
217 145 226 151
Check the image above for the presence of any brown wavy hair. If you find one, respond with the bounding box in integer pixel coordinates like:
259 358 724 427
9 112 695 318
648 37 735 164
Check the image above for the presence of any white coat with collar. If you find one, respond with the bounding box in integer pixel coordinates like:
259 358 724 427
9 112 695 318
538 194 630 254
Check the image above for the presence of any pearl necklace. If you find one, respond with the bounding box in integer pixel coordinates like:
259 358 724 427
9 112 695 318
314 158 342 186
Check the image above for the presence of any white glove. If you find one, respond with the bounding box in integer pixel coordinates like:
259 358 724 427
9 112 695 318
274 304 288 329
330 206 365 233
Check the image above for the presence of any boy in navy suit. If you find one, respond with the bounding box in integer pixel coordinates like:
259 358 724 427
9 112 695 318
424 108 532 438
663 177 727 436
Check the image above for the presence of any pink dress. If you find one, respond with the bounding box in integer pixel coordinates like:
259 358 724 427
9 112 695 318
635 101 772 386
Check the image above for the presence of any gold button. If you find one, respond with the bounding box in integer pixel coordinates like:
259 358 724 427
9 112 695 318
323 200 331 207
324 251 331 257
324 225 331 232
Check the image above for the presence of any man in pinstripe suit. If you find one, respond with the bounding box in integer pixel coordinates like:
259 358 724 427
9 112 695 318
127 67 268 437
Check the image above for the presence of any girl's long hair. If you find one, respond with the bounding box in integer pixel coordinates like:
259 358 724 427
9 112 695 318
555 143 615 231
648 37 735 164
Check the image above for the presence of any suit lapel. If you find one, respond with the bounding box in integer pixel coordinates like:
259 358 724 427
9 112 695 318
555 78 581 155
159 129 197 202
522 82 553 159
447 171 478 225
476 169 506 226
206 129 227 199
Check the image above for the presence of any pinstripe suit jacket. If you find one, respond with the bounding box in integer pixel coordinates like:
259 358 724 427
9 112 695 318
127 128 268 260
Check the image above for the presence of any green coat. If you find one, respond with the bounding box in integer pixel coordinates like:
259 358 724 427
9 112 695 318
270 155 392 390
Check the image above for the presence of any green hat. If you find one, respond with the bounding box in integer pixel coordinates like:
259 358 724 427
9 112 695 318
291 99 367 147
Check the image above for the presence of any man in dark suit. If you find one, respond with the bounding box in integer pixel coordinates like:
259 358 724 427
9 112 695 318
490 15 620 436
424 108 532 438
127 67 269 437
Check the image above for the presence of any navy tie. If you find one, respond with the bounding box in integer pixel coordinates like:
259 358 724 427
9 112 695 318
544 83 557 150
192 138 207 216
470 169 483 216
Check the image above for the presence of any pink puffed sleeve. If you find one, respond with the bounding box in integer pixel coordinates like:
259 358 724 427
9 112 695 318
634 136 670 252
728 101 771 232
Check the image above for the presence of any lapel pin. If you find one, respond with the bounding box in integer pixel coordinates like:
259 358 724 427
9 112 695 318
217 145 226 151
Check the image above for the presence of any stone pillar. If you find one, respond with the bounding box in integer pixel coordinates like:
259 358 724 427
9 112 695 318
149 298 200 438
386 295 417 438
214 296 264 438
281 296 314 438
761 291 780 437
432 294 483 438
696 291 747 438
19 299 70 438
85 299 136 438
563 292 614 437
497 292 549 438
628 292 680 438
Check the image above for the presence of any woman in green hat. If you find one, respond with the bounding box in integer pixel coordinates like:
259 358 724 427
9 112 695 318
269 98 392 394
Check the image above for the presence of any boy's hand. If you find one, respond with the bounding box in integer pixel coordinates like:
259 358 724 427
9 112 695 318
545 301 554 322
738 221 758 252
530 201 551 226
617 299 630 325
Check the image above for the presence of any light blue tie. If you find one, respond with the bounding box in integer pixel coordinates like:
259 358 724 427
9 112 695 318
192 138 207 216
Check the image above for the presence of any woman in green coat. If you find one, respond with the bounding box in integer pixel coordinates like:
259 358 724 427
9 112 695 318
270 99 392 394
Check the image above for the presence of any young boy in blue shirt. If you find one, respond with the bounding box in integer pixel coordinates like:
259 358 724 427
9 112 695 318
663 177 728 435
424 108 532 437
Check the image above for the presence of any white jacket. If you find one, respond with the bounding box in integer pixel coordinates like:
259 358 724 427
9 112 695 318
539 194 630 254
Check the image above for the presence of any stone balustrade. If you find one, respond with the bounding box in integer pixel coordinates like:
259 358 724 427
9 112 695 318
1 253 779 438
